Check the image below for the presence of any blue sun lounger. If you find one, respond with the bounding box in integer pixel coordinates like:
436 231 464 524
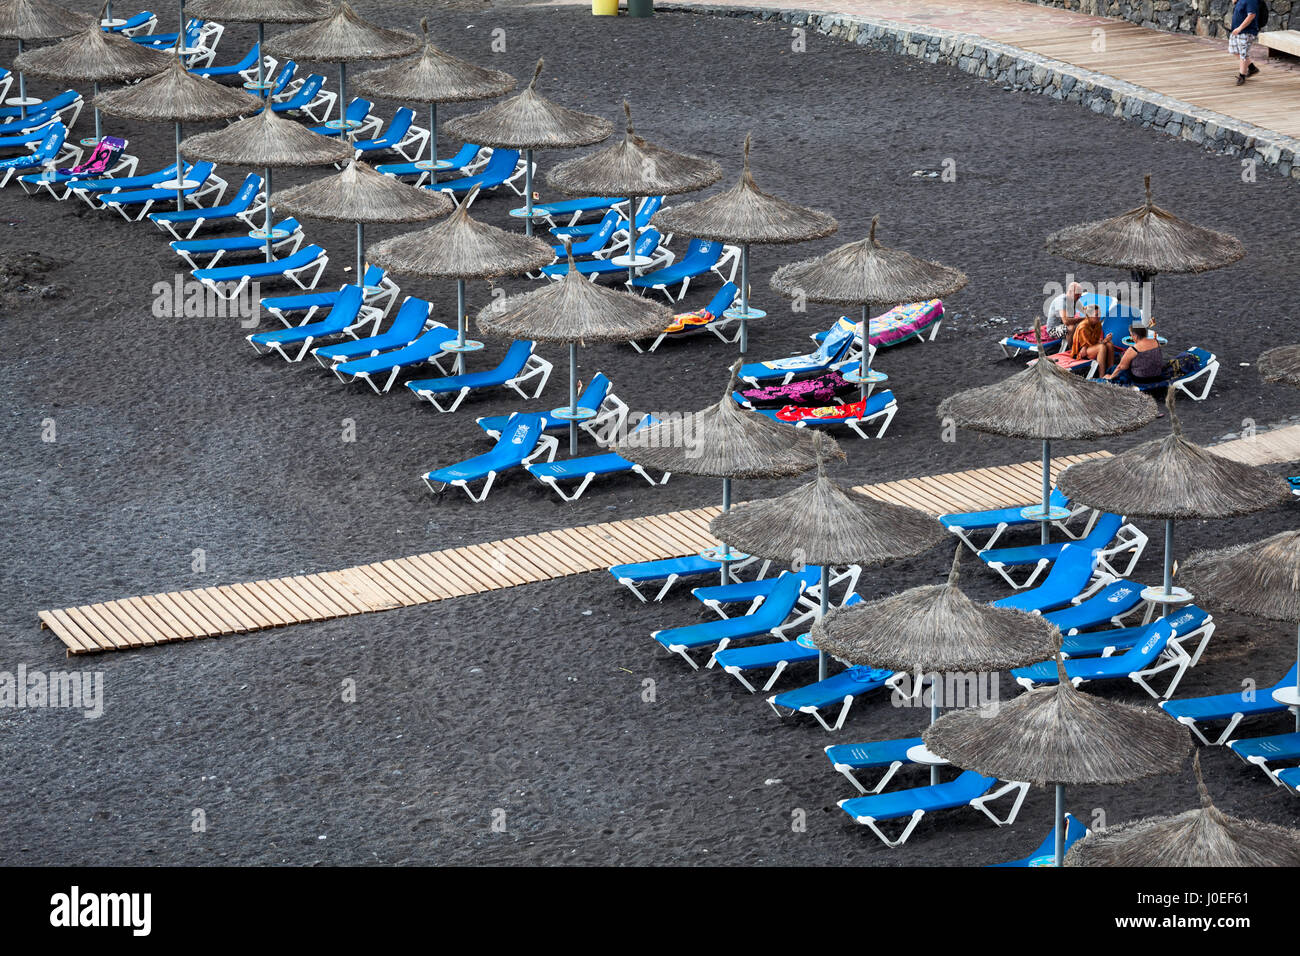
1061 605 1214 661
17 135 135 199
827 737 926 794
979 512 1146 588
1042 579 1144 636
1275 767 1300 794
191 42 260 78
149 172 264 239
710 595 865 691
170 217 300 269
768 666 899 732
990 544 1106 615
264 266 395 327
405 340 553 413
312 295 430 365
352 107 428 162
746 390 899 441
839 771 1030 848
940 489 1092 554
526 450 668 502
421 412 557 502
693 565 823 618
540 229 665 280
528 195 625 230
99 161 225 220
269 73 335 120
1227 731 1300 785
0 122 67 187
308 97 379 139
104 10 157 34
333 324 458 394
477 373 624 441
248 284 372 362
376 142 482 188
651 571 808 669
1014 615 1195 699
195 243 327 301
0 120 58 149
66 159 184 199
738 317 858 386
548 210 621 259
610 555 765 603
1128 347 1219 402
629 238 735 302
990 814 1088 866
433 147 523 200
551 195 661 239
631 282 739 353
1159 663 1299 746
0 89 81 126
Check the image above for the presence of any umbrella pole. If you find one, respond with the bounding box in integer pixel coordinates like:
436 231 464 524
568 342 579 457
626 194 640 286
337 62 348 137
524 148 535 238
719 477 731 586
738 243 750 355
427 103 438 176
15 42 25 121
859 303 870 403
178 0 184 37
173 121 184 212
256 23 266 96
355 223 364 288
455 278 466 374
1055 783 1066 867
92 84 101 142
1041 438 1051 546
1161 518 1175 616
817 565 829 682
262 166 273 263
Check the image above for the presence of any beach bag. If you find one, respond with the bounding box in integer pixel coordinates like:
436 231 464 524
1163 351 1202 381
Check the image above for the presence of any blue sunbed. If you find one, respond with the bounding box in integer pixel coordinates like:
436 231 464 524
711 595 865 691
838 771 1030 848
194 243 327 300
539 229 662 280
405 340 551 413
738 317 857 386
651 571 808 669
0 122 65 187
1060 604 1213 662
1013 614 1194 700
990 814 1088 866
1042 578 1143 636
376 142 480 187
940 488 1086 553
352 107 427 161
1227 731 1300 785
333 324 458 394
421 412 555 502
610 555 762 603
308 97 377 139
768 666 897 732
67 160 187 199
551 195 661 239
990 544 1102 614
1276 767 1300 794
264 266 392 326
629 238 728 302
477 374 614 439
1159 663 1300 746
980 512 1137 589
826 737 926 795
190 43 259 78
248 284 369 362
433 147 519 198
692 565 822 618
170 217 299 269
149 171 263 239
99 161 223 220
632 282 740 353
312 296 430 365
528 195 625 229
550 210 621 259
746 389 899 441
525 449 667 502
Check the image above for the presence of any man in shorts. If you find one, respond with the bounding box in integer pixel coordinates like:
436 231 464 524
1230 0 1262 86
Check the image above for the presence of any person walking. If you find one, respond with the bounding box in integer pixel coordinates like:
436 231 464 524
1230 0 1264 85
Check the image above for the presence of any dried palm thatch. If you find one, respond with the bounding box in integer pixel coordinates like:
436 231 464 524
650 134 838 245
1056 391 1291 519
186 0 332 24
1045 174 1244 276
1065 752 1300 867
1257 344 1300 389
271 158 452 224
811 547 1059 672
352 18 515 105
922 654 1191 787
707 433 946 567
0 0 87 40
265 1 418 62
614 363 832 479
936 327 1158 441
94 54 262 122
546 101 722 196
770 215 968 307
476 244 672 344
1179 529 1300 623
367 190 553 280
441 58 611 150
13 12 170 82
180 105 353 167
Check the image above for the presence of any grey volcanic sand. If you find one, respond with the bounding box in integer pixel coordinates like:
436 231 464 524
1 2 1298 865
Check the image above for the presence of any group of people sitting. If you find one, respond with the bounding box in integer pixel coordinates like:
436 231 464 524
1046 282 1164 385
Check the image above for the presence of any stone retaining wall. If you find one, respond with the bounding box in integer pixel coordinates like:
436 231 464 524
1022 0 1290 40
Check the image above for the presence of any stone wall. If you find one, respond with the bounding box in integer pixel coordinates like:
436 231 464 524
1025 0 1290 38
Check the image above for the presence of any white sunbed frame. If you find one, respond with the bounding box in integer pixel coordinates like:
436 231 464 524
17 151 139 201
1024 641 1195 701
632 243 742 304
247 303 383 362
698 565 862 621
102 172 229 223
767 671 911 733
617 557 769 604
174 227 302 271
355 120 431 164
841 779 1031 848
414 353 553 414
152 190 266 241
984 521 1148 590
422 435 559 504
200 249 328 302
532 460 667 504
945 503 1098 555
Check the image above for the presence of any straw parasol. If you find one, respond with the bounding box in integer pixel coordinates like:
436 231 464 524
1066 752 1300 867
272 158 452 280
95 51 261 211
181 102 351 260
547 101 721 281
0 0 89 119
266 1 418 137
476 240 672 454
813 546 1060 779
353 19 515 184
651 134 838 352
1180 529 1300 730
923 653 1191 865
368 190 553 372
13 0 170 143
936 322 1157 545
442 58 612 237
186 0 332 97
709 432 946 678
1045 174 1244 331
1258 344 1300 389
615 363 830 585
771 215 967 397
1058 389 1290 616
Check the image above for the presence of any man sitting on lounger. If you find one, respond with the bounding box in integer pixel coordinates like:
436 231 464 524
1045 281 1085 341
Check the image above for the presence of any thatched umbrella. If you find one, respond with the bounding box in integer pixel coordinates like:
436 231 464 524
272 158 452 280
547 101 721 281
95 51 261 211
814 547 1059 779
1058 390 1290 616
181 103 351 260
0 0 89 119
186 0 332 97
476 240 671 454
1258 344 1300 389
936 322 1158 545
1180 529 1300 730
615 363 829 585
923 653 1191 866
442 58 612 237
710 433 946 678
266 1 418 137
1045 175 1244 331
368 190 553 372
13 0 170 144
771 215 967 398
651 134 838 353
353 18 516 180
1066 752 1300 867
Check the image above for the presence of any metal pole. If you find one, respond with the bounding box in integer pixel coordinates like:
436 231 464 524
817 565 829 682
355 222 364 287
930 683 940 786
428 102 438 174
337 62 347 131
524 148 535 237
262 166 273 262
859 303 870 403
568 342 578 457
93 83 101 141
173 121 184 211
719 477 732 585
1041 438 1052 545
1055 783 1066 867
454 278 466 374
16 41 25 120
739 243 750 354
1162 518 1175 617
256 23 265 95
626 194 640 285
178 0 184 36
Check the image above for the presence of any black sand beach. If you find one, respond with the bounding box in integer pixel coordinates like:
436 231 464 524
2 1 1299 866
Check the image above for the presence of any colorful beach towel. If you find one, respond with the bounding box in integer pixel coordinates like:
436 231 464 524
662 307 715 335
865 299 944 347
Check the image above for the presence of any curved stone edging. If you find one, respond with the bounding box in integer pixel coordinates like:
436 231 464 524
663 3 1300 178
